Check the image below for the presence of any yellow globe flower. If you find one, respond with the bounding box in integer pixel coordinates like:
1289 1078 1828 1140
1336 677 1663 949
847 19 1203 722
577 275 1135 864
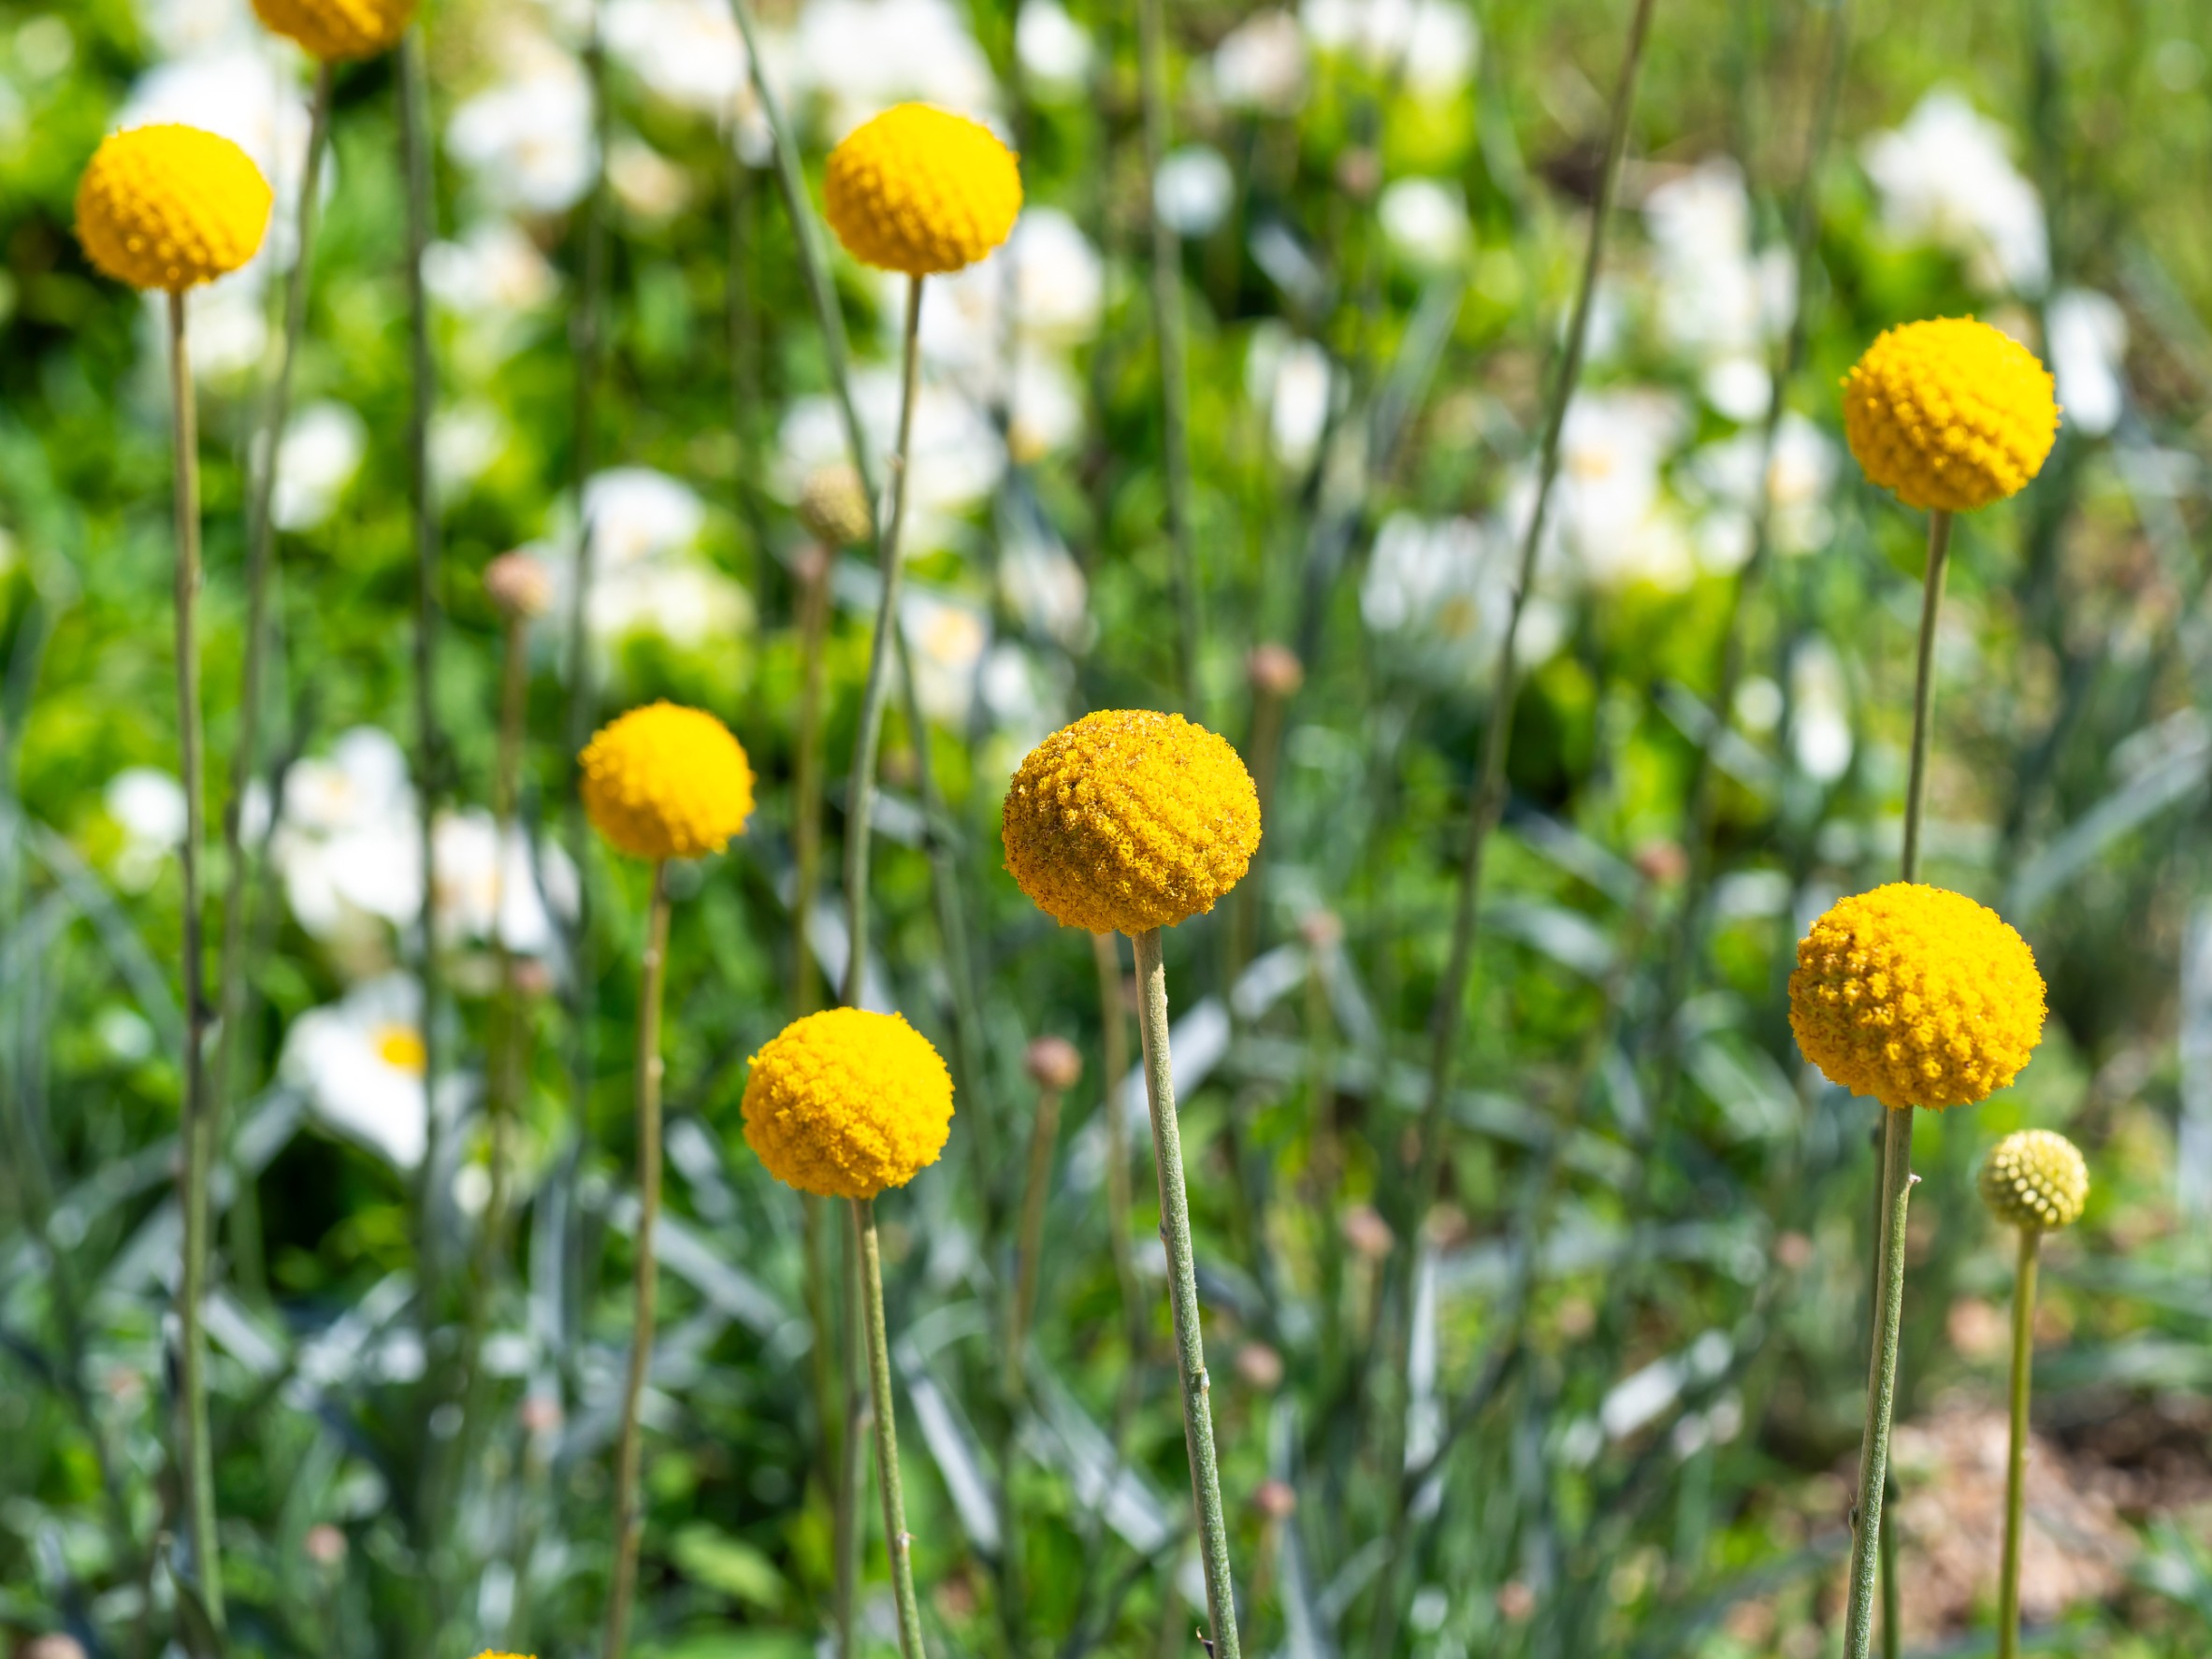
1978 1129 2088 1232
1788 883 2046 1111
1841 318 2060 512
1001 709 1262 936
76 125 272 293
580 701 755 861
823 103 1022 276
742 1009 955 1200
251 0 416 60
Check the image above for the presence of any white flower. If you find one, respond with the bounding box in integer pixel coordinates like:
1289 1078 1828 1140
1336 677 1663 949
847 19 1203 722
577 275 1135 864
603 0 749 118
1154 146 1235 238
2047 287 2126 438
1544 389 1695 590
900 588 989 728
527 469 750 667
1213 10 1308 115
797 0 997 132
430 810 571 955
282 974 429 1168
1379 177 1470 267
137 0 257 57
1641 160 1791 375
1015 0 1092 95
1686 412 1838 568
979 641 1063 751
777 373 1004 553
105 767 186 893
272 728 419 941
608 135 692 223
448 32 598 214
430 402 510 500
1361 512 1565 683
1300 0 1477 98
1789 636 1853 782
997 510 1089 648
583 467 708 568
272 401 366 531
586 560 754 651
906 207 1105 380
1246 325 1336 469
425 221 560 317
1861 91 2047 294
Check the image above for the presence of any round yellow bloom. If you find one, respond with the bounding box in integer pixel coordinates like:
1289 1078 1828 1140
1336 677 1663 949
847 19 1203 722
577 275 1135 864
1978 1128 2089 1232
1001 709 1262 936
76 125 272 293
251 0 416 60
742 1009 955 1199
823 103 1022 276
1788 883 2046 1111
580 702 755 861
1841 318 2060 512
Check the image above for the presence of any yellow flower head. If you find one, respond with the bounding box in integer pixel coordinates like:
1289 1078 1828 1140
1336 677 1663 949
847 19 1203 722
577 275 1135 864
76 125 272 293
1788 883 2046 1111
1841 318 2060 512
742 1008 955 1199
824 103 1022 276
1001 709 1262 936
251 0 416 60
580 701 755 861
1978 1128 2089 1232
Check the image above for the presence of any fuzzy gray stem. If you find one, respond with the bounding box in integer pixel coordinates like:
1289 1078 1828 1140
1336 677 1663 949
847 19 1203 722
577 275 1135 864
1901 511 1953 884
1843 1106 1916 1657
1129 928 1242 1659
1997 1225 2039 1659
853 1197 929 1659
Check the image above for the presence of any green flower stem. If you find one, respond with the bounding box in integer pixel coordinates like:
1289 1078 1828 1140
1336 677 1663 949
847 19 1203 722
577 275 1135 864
1135 0 1202 714
398 25 445 1266
839 274 924 1010
166 288 225 1647
212 62 330 1151
1901 510 1953 884
1843 1104 1916 1659
1129 927 1242 1659
488 611 531 1233
1093 930 1143 1366
852 1195 929 1659
1006 1081 1063 1396
603 861 672 1659
1998 1224 2040 1659
834 1248 867 1659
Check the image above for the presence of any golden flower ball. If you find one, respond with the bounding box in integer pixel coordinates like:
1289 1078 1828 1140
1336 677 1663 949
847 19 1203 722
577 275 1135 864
823 103 1022 276
76 125 272 293
580 701 755 861
251 0 417 60
1841 318 2060 512
1788 883 2046 1111
742 1009 955 1199
1978 1128 2089 1232
1001 709 1262 936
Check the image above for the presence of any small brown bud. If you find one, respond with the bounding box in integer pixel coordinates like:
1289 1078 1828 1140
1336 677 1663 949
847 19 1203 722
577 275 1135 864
1247 642 1305 698
1340 1203 1395 1261
797 462 873 549
303 1523 348 1566
1235 1341 1284 1391
520 1393 564 1435
1251 1478 1298 1520
1025 1034 1083 1092
1632 840 1688 887
484 551 554 621
20 1637 88 1659
1298 909 1342 950
1496 1580 1537 1621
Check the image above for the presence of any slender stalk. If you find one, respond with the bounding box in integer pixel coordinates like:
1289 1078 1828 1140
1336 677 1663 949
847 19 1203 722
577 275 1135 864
1387 0 1658 1513
834 1248 866 1659
488 612 532 1228
1093 930 1143 1362
167 288 225 1642
839 276 925 1009
1901 512 1953 883
1843 1104 1915 1658
1882 1473 1901 1659
398 25 445 1259
802 1191 843 1511
1128 928 1242 1659
1135 0 1202 714
1997 1225 2039 1659
1007 1083 1063 1394
792 544 831 1017
604 863 672 1659
213 63 331 1146
852 1197 929 1659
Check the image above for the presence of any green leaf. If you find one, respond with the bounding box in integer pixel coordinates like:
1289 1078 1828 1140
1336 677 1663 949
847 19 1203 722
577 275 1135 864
669 1524 788 1613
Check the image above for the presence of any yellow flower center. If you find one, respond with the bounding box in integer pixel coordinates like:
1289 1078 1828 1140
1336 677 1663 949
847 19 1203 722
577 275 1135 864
374 1024 426 1075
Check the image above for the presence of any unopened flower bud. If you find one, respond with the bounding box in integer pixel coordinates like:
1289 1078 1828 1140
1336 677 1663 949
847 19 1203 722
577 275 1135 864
1025 1034 1083 1092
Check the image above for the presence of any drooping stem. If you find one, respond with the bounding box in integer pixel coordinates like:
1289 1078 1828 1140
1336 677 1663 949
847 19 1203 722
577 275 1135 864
1007 1083 1063 1394
839 275 925 1009
1843 1105 1915 1658
398 25 445 1263
1901 510 1953 884
1128 927 1242 1659
1997 1225 2040 1659
1092 930 1143 1362
1135 0 1201 713
792 544 831 1017
852 1196 930 1659
167 288 226 1644
603 862 672 1659
213 62 331 1146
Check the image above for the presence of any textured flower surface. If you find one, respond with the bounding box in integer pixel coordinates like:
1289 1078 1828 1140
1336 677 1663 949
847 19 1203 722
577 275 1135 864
76 124 272 293
824 102 1021 275
1841 317 2060 512
1002 708 1262 935
580 701 754 860
251 0 417 60
1979 1128 2089 1231
742 1009 954 1199
1789 883 2046 1110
